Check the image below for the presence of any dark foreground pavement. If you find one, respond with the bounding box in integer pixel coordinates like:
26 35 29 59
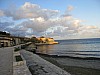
0 47 13 75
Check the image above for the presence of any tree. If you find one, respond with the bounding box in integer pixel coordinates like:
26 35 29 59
30 37 41 43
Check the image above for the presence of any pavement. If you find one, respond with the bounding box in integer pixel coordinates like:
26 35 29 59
0 47 13 75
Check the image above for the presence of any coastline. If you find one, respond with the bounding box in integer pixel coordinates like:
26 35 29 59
38 54 100 75
36 53 100 60
27 43 100 75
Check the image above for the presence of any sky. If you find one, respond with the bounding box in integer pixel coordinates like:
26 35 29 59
0 0 100 39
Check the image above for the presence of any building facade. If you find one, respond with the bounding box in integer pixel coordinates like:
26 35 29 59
37 37 58 44
0 31 29 47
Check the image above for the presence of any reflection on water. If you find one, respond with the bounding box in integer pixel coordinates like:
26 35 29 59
36 39 100 58
37 45 54 54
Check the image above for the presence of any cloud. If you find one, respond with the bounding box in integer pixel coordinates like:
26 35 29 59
75 25 100 39
0 2 100 39
67 5 74 12
19 17 58 32
72 19 82 27
19 16 81 38
1 2 59 20
0 10 4 16
0 22 14 30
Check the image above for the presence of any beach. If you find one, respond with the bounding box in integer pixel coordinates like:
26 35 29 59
27 38 100 75
39 54 100 75
35 39 100 75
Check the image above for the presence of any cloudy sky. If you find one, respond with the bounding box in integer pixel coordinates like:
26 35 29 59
0 0 100 39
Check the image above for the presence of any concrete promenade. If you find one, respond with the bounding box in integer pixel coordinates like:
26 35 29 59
0 47 13 75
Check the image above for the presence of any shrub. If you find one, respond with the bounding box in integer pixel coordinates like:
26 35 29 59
14 47 20 52
15 55 23 62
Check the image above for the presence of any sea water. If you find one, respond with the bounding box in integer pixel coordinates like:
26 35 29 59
36 38 100 58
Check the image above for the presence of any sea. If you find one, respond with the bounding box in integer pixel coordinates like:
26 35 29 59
36 38 100 58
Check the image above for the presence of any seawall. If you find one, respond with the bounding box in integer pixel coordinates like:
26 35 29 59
20 50 71 75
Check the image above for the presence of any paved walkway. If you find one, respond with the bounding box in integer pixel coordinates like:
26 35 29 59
0 47 13 75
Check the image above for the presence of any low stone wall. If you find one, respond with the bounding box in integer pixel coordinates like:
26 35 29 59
20 50 71 75
13 49 31 75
